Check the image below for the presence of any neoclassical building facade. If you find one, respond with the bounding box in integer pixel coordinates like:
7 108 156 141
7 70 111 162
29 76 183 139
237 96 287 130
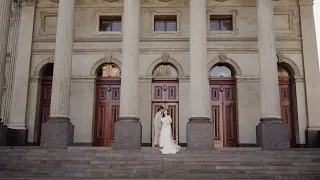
0 0 319 149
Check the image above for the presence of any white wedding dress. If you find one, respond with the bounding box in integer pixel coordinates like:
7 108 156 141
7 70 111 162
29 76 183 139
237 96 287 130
159 115 181 154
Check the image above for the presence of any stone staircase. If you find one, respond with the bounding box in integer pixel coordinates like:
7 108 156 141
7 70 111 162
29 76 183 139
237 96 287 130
0 146 320 180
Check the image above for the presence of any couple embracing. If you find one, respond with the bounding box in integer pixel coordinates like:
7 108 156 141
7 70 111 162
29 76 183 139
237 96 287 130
153 107 181 154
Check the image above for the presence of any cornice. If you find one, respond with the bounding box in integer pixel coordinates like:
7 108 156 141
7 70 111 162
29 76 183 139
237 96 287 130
298 0 314 5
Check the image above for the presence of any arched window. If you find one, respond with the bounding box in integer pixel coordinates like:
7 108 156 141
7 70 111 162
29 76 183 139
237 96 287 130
153 64 178 77
97 63 120 77
210 65 233 77
278 65 290 77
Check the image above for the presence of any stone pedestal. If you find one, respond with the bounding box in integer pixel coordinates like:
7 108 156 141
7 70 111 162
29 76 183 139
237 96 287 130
6 128 28 146
187 117 213 150
306 130 320 148
40 117 74 149
0 122 7 146
256 118 290 149
114 117 141 150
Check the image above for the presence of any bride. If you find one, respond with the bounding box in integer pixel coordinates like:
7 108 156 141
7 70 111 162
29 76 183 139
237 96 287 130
159 109 181 154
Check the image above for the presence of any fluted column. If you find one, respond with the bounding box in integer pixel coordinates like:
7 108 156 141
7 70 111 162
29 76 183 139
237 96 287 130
0 0 12 146
187 0 213 150
114 0 142 150
119 0 140 119
3 5 21 125
40 0 75 149
256 0 289 149
0 0 12 120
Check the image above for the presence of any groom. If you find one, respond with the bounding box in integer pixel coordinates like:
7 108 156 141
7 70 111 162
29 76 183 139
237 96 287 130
154 106 164 147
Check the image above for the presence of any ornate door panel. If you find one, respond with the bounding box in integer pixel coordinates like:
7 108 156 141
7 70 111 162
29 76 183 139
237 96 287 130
37 77 52 145
94 81 120 147
279 78 295 147
210 82 237 147
151 80 179 147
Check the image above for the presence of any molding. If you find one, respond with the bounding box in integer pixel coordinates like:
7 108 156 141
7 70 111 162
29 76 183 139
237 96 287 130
33 53 55 76
146 52 184 76
39 11 58 36
103 0 120 2
236 76 260 83
31 48 303 54
149 10 182 37
32 37 303 43
94 10 123 36
298 0 314 5
90 53 122 76
206 9 239 35
208 53 242 75
277 52 301 76
274 9 295 35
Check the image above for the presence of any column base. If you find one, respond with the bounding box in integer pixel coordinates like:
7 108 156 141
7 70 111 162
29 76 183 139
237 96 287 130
6 128 28 146
187 117 213 150
40 116 74 149
306 129 320 148
0 122 7 146
114 117 141 150
256 117 290 149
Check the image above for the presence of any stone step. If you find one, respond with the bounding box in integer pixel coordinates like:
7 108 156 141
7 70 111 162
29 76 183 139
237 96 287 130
1 147 319 179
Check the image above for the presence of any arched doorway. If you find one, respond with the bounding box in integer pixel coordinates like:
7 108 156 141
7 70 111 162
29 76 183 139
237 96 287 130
151 63 179 147
278 64 297 147
209 64 238 147
37 63 54 145
93 63 121 147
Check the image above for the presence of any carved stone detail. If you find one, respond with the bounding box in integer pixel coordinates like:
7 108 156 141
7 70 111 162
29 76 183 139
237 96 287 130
161 52 169 63
158 0 174 2
13 0 37 7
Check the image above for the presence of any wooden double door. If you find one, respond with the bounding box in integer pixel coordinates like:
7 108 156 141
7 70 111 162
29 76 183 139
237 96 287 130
279 77 296 147
94 78 120 147
210 79 237 147
151 80 179 147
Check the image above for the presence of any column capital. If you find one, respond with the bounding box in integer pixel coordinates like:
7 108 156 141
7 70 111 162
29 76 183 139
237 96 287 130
298 0 314 5
13 0 37 7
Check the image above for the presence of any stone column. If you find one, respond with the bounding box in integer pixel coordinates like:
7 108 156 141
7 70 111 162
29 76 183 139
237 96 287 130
114 0 142 150
0 0 12 145
255 0 289 149
0 0 12 113
3 3 21 126
9 1 36 145
40 0 75 149
187 0 213 150
299 0 320 147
